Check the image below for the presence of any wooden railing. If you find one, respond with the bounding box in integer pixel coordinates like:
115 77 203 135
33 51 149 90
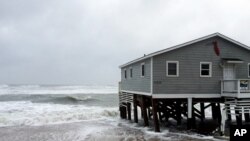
221 79 250 98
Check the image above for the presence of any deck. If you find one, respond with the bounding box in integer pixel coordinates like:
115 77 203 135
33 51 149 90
221 79 250 98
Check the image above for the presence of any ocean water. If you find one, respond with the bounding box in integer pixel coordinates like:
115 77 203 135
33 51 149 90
0 85 221 141
0 84 119 127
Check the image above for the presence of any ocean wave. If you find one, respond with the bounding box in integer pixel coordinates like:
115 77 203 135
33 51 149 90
33 95 99 104
0 85 118 95
66 95 95 101
16 85 41 88
0 101 118 127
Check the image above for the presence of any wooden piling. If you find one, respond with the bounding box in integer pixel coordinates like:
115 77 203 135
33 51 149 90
245 113 250 122
152 98 160 132
127 102 131 120
120 104 127 119
142 96 149 126
176 101 182 125
148 108 151 119
235 108 242 125
192 103 196 128
119 106 123 118
133 94 138 123
200 103 205 122
187 98 193 129
216 103 222 124
211 103 217 120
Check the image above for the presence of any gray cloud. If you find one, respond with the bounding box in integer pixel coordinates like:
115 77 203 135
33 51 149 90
0 0 250 85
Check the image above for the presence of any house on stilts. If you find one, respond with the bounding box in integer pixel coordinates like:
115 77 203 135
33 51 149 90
118 32 250 134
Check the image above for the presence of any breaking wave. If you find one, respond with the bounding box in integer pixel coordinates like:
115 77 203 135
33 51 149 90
66 95 94 101
0 101 118 127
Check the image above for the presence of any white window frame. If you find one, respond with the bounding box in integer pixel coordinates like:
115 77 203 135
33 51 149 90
141 63 145 77
166 61 179 77
248 63 250 78
200 62 212 77
129 67 133 78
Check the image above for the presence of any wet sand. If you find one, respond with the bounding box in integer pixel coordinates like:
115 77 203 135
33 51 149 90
0 120 225 141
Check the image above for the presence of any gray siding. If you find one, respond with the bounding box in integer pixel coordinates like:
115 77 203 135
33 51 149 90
153 36 250 94
120 58 151 93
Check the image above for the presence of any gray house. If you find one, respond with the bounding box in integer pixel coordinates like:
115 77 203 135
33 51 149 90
118 33 250 133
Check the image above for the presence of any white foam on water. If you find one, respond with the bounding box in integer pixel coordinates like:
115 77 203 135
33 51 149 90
0 85 118 95
117 119 223 141
0 101 118 127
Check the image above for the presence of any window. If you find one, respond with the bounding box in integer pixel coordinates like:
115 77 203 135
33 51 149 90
200 62 212 77
130 67 133 78
248 63 250 77
124 69 127 79
166 61 179 77
141 63 145 77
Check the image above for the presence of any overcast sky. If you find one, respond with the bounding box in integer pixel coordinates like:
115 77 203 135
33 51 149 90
0 0 250 85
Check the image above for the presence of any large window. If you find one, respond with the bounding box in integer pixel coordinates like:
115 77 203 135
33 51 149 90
248 63 250 77
130 67 133 78
166 61 179 77
200 62 212 77
141 63 145 77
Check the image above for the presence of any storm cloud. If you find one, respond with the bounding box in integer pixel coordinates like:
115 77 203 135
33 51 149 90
0 0 250 85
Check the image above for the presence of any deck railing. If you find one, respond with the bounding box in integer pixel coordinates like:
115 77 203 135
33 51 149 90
221 79 250 98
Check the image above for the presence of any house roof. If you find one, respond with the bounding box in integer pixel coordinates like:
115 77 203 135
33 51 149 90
119 32 250 68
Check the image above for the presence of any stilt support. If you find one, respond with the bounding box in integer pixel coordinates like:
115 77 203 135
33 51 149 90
133 94 138 123
245 113 250 122
142 96 149 126
176 101 182 125
200 103 205 122
152 98 160 132
217 103 222 124
127 102 131 120
187 98 193 129
235 108 242 125
120 103 127 119
211 103 217 120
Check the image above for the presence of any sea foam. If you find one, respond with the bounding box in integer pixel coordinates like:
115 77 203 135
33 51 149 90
0 101 118 127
